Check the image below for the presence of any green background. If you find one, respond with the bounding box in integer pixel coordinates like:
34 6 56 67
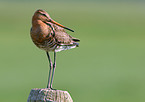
0 0 145 102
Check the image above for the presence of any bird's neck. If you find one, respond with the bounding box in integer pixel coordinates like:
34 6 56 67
32 19 44 26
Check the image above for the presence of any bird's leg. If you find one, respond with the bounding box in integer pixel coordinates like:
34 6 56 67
46 52 53 89
50 52 56 89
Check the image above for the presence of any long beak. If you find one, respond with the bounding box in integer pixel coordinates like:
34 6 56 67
49 19 74 32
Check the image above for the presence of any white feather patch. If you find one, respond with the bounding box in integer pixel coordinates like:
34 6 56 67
55 45 76 52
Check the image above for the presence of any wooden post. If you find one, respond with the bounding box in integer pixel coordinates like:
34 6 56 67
27 88 73 102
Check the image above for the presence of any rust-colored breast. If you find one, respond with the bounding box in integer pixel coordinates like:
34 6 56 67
30 20 57 51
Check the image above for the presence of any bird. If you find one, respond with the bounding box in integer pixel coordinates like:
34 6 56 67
30 9 80 89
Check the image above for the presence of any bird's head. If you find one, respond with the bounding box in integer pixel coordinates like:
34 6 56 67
33 9 51 22
32 9 74 32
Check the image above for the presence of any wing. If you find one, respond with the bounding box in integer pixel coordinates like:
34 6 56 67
54 26 79 45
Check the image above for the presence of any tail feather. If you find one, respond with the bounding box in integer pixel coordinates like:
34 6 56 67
69 35 80 42
72 38 80 42
73 42 79 47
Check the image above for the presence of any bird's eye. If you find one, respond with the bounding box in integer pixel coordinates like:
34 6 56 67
41 13 47 17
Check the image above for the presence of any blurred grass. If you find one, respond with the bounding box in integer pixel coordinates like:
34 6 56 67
0 1 145 102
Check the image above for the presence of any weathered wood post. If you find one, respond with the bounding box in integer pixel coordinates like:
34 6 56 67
27 88 73 102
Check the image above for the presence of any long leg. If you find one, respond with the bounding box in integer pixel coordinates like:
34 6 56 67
46 52 53 88
50 52 56 89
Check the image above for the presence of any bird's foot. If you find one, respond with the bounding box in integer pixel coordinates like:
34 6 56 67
50 87 57 90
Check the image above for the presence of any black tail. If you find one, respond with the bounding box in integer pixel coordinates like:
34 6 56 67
72 38 80 42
